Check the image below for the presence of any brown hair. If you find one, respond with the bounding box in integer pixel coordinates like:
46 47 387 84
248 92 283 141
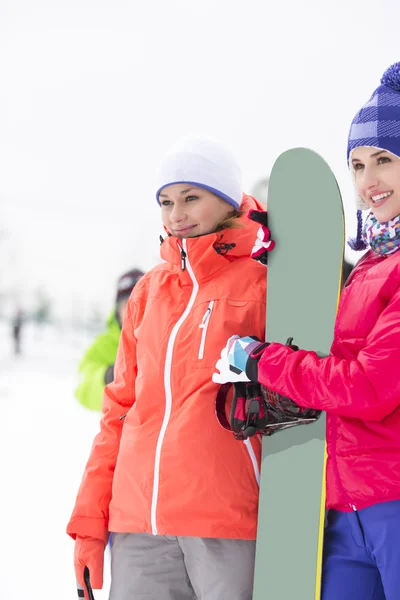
215 209 244 232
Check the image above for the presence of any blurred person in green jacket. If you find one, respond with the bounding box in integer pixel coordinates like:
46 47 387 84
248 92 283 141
75 268 144 411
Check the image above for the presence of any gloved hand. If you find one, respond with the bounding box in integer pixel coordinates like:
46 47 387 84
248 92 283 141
74 536 105 599
104 364 115 385
248 210 275 265
212 335 268 384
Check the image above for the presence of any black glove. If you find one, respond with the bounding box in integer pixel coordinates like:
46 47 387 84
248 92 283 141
104 364 115 385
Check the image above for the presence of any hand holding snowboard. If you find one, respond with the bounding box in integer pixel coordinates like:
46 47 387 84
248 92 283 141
213 335 319 439
212 335 268 384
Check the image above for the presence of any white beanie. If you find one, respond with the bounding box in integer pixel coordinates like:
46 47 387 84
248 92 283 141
155 138 242 210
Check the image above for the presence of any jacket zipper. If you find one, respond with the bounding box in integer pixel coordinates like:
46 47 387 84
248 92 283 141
198 300 214 360
150 239 199 535
181 248 187 271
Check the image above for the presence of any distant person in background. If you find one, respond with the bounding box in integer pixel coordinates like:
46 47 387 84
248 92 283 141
11 309 23 355
75 268 144 412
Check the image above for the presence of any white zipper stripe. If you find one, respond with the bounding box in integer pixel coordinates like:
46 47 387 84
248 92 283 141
198 300 214 360
243 438 260 487
151 239 199 535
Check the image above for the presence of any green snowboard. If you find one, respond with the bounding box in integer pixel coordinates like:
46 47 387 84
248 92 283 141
252 148 344 600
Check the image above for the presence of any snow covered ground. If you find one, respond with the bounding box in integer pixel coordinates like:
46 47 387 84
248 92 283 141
0 321 111 599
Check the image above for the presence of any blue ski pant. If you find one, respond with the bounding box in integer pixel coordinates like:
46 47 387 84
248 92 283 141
322 499 400 600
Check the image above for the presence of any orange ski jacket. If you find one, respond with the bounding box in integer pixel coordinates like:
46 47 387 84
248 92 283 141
67 195 266 543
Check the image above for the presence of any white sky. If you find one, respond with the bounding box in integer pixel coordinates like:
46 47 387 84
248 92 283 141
1 0 399 319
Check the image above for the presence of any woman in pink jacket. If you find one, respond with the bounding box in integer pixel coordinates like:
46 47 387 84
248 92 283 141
215 62 400 600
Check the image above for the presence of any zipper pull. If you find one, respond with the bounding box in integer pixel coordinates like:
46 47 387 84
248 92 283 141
349 503 357 511
181 248 187 271
199 308 211 328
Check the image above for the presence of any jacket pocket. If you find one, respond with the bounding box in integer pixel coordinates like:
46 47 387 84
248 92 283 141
198 301 214 360
187 298 256 368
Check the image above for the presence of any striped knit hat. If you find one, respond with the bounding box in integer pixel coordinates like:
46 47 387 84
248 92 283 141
347 62 400 250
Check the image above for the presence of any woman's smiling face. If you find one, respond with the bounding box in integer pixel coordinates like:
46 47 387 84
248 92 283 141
352 147 400 222
159 184 233 238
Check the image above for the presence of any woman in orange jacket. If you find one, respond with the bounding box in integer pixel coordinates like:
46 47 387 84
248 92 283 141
67 138 273 600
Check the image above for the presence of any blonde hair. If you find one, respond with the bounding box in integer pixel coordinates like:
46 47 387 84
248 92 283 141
215 210 244 232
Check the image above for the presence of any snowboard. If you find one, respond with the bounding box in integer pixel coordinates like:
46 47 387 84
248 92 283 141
252 148 344 600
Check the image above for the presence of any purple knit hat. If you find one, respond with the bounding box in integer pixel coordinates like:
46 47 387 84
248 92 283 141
348 62 400 250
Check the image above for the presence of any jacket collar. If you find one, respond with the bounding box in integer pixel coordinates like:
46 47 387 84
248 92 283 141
160 195 265 284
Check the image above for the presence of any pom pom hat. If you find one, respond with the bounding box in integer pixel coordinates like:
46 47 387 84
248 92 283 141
347 62 400 250
156 138 242 211
348 62 400 211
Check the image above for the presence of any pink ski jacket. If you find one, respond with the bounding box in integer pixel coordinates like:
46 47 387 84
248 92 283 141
257 249 400 512
67 195 266 543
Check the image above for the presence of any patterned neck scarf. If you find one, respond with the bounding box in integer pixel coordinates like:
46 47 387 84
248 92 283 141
363 211 400 256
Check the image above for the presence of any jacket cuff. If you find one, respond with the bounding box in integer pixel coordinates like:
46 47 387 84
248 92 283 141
67 516 108 543
245 342 269 381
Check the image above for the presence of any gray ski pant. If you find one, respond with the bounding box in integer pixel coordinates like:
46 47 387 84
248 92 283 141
109 532 256 600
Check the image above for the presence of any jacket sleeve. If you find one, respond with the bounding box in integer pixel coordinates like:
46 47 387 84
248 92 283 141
75 359 110 412
66 299 138 542
75 320 120 412
258 286 400 422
